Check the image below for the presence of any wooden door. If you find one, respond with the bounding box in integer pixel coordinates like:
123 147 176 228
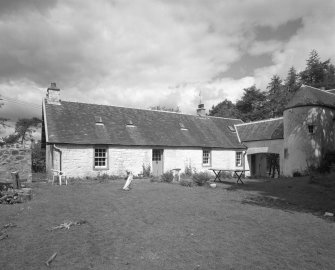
152 149 164 176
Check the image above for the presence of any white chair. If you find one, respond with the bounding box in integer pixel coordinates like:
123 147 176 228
51 169 67 186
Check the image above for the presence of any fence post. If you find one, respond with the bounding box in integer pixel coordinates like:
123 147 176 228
11 171 21 189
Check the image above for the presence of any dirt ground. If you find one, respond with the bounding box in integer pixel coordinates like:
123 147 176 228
1 176 335 270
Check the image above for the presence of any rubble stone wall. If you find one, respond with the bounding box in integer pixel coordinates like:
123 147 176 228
0 144 32 182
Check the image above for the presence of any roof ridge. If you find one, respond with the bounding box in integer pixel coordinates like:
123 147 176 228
206 115 243 121
302 84 335 96
59 100 243 121
234 117 283 127
59 100 202 117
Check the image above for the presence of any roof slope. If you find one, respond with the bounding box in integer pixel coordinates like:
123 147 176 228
44 101 244 149
235 118 283 142
285 85 335 110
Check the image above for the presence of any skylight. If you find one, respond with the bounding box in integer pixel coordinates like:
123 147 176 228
228 125 236 132
95 116 103 125
179 122 188 130
126 119 135 127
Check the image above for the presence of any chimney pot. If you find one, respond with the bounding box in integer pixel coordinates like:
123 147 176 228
196 103 206 117
46 82 61 104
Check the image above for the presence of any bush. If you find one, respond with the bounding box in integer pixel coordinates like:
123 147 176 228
292 171 302 177
142 164 151 177
179 179 193 187
150 176 161 183
184 164 194 177
192 172 212 186
161 171 174 183
31 141 46 173
220 171 233 179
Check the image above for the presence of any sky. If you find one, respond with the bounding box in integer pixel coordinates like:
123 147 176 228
1 0 335 132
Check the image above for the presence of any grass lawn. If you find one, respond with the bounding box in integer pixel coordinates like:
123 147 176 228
1 176 335 269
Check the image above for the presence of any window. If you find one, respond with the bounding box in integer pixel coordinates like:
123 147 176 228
228 125 236 132
94 148 108 169
236 151 242 167
308 125 315 134
203 149 211 166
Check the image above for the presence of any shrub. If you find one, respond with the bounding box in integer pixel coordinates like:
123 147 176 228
150 176 161 183
192 172 212 186
161 171 174 183
179 179 193 187
31 141 46 173
142 164 151 177
184 164 194 177
292 171 302 177
220 171 233 179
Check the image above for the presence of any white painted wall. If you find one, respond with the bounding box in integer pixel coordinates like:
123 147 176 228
48 144 152 178
163 148 245 174
46 144 248 178
283 106 335 176
243 139 284 176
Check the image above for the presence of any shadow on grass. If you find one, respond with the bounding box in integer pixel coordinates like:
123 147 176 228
220 177 335 221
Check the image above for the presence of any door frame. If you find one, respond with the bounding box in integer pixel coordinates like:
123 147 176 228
152 149 164 176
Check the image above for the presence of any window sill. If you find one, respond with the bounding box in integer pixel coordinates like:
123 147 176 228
93 167 108 171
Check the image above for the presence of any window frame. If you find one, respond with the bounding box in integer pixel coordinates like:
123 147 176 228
202 149 211 167
93 146 109 170
235 151 243 167
307 124 315 134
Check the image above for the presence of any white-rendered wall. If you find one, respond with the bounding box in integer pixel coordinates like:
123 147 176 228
49 144 247 178
244 139 284 176
163 148 248 175
283 106 335 176
52 144 152 178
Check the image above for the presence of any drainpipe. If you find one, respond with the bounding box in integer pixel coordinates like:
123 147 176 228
53 144 62 171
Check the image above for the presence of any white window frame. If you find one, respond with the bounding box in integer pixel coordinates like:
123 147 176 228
202 149 211 166
94 147 108 170
236 151 243 167
307 124 315 134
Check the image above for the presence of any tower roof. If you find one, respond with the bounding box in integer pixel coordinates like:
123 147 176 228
285 85 335 110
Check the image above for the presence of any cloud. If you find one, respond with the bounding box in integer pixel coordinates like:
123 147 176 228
0 0 335 119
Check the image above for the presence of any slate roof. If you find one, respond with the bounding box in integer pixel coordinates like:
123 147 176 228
326 89 335 95
235 118 284 142
285 85 335 110
44 100 245 149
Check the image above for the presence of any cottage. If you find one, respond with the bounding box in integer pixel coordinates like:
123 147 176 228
42 83 247 178
42 84 335 179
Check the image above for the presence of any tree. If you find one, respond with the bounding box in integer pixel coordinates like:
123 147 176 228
1 117 42 145
235 85 268 122
15 117 42 144
150 105 181 113
266 74 287 117
0 95 8 128
209 99 238 118
299 50 335 89
284 66 300 93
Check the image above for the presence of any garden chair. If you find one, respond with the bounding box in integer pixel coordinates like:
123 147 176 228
51 169 67 186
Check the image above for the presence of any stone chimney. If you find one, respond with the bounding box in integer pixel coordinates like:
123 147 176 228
196 103 206 117
46 82 60 104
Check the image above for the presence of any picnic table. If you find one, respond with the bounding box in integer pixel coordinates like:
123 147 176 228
209 168 249 184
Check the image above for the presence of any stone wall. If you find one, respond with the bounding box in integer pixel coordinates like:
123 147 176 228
0 144 32 182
